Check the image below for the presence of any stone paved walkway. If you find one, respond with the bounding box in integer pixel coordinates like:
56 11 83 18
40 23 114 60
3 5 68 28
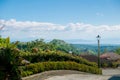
44 69 120 80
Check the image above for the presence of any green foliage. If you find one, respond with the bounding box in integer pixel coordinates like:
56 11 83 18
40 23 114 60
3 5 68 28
21 51 97 67
17 39 79 54
49 39 79 54
0 47 22 80
0 37 9 47
101 62 108 68
115 48 120 55
101 61 120 68
21 71 33 77
17 39 48 52
0 37 103 79
0 37 19 48
111 62 119 68
0 37 21 80
72 44 120 55
21 61 102 77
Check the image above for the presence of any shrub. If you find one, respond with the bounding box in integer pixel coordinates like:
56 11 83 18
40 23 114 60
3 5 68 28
101 61 119 68
21 51 97 67
111 62 119 68
21 71 33 77
101 62 108 68
21 61 102 77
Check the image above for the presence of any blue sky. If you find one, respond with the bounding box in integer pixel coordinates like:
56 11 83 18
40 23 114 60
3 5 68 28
0 0 120 44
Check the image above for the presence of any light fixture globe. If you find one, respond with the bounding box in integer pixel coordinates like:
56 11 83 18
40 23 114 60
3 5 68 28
96 35 101 40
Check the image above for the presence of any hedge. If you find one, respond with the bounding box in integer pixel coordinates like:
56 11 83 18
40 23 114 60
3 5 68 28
20 61 102 77
101 61 120 68
20 51 97 67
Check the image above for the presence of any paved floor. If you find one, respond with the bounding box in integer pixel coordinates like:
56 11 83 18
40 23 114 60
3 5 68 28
44 69 120 80
44 74 111 80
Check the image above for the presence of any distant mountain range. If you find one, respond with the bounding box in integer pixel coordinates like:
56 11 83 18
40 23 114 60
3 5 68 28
46 39 120 54
71 44 120 54
65 39 95 44
64 39 120 45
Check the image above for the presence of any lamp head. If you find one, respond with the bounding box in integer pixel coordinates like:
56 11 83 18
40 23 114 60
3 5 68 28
96 35 101 40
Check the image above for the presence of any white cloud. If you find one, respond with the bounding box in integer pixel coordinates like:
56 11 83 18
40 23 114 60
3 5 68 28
0 19 120 43
0 19 65 31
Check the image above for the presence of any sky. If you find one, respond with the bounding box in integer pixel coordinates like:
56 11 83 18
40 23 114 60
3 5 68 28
0 0 120 44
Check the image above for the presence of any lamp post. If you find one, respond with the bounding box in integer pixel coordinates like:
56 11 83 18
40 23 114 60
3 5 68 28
96 35 101 68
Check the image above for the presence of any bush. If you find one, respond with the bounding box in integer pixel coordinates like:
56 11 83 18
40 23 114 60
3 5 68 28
101 61 120 68
111 62 119 68
101 62 108 68
21 71 33 77
21 61 102 77
21 51 97 67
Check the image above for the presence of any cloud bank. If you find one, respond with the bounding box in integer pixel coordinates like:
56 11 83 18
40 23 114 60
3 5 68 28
0 19 120 43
